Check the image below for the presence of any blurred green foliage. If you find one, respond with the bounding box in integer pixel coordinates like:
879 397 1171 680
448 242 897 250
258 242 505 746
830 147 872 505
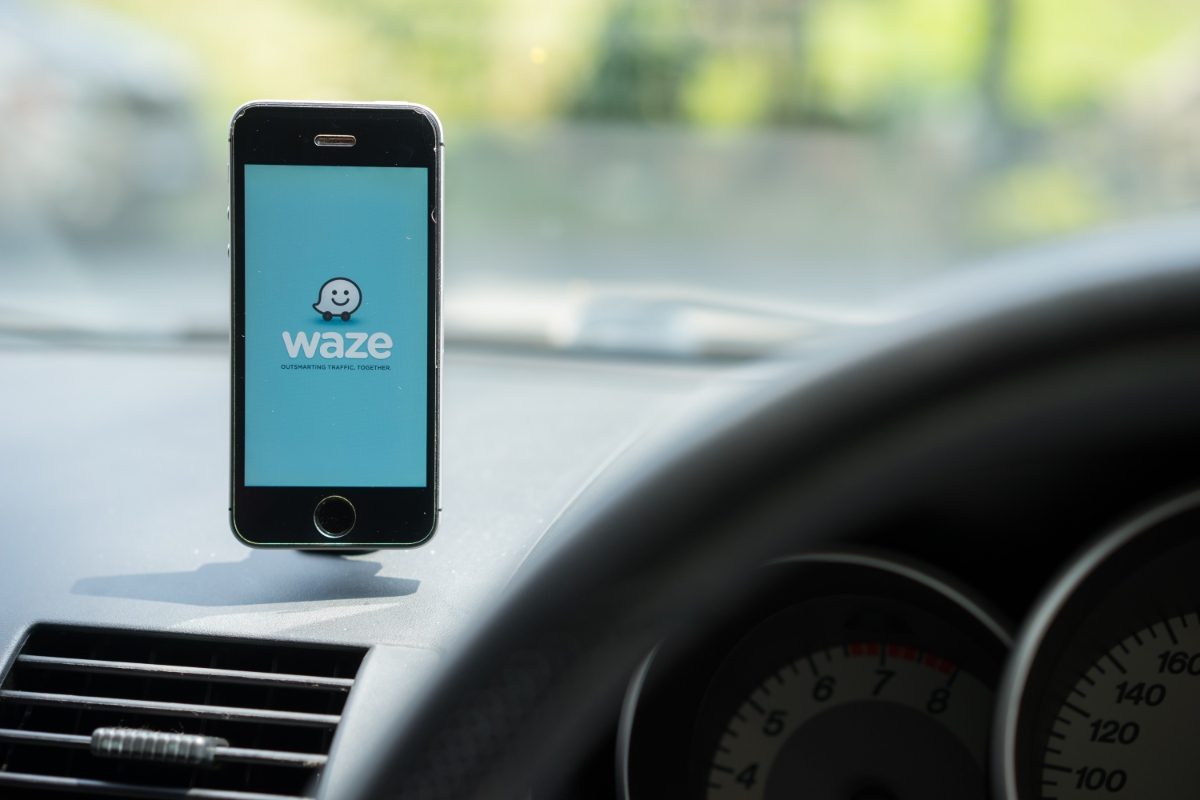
973 164 1111 240
76 0 1200 130
69 0 1200 251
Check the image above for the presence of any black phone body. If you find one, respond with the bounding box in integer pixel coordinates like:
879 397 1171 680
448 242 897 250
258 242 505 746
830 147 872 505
229 101 441 547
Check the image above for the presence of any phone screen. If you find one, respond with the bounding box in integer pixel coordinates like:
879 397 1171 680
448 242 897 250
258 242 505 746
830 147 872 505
242 164 429 488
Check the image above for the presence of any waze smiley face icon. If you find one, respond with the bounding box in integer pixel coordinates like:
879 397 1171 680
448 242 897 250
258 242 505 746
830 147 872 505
313 277 362 321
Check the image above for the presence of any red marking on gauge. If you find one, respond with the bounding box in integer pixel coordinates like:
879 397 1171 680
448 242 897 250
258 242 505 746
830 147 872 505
847 642 884 658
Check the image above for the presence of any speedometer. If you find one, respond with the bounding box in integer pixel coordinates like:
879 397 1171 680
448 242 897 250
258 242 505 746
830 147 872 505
1000 489 1200 799
1038 614 1200 797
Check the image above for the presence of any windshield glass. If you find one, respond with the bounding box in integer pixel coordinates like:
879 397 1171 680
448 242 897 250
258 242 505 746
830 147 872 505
4 0 1199 351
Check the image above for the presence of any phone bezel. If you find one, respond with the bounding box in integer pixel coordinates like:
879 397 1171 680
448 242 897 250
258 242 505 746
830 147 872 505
229 101 441 547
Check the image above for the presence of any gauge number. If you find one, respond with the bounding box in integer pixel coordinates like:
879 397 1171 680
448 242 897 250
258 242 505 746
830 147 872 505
1040 613 1200 798
706 642 992 799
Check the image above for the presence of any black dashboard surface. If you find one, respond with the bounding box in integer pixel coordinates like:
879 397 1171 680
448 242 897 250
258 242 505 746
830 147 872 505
0 344 731 795
0 345 715 660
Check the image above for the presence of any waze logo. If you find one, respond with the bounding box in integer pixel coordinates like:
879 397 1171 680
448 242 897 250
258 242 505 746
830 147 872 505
313 277 362 321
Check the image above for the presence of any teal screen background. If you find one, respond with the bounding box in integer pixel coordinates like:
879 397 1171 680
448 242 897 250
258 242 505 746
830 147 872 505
244 164 429 487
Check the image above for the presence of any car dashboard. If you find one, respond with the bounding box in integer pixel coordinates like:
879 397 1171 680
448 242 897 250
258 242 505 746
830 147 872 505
1 321 1197 799
0 343 715 798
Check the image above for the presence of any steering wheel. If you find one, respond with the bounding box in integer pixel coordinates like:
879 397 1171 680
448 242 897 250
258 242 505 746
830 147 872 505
339 261 1200 800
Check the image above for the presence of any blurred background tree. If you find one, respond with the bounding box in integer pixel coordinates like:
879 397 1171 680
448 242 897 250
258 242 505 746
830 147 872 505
75 0 1200 132
15 0 1200 294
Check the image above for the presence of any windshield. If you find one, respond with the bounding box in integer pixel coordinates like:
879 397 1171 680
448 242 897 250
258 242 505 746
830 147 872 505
4 0 1199 352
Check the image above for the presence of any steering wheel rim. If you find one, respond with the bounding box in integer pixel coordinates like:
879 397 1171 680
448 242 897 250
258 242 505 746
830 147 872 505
339 261 1200 800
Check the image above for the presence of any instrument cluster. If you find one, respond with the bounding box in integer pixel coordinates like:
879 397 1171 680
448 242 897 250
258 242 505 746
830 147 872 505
620 490 1200 799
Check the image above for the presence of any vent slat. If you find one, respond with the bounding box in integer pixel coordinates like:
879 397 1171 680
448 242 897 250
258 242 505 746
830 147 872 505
0 727 90 747
0 771 310 800
0 728 329 768
217 746 329 770
0 690 341 728
16 656 354 692
0 627 364 799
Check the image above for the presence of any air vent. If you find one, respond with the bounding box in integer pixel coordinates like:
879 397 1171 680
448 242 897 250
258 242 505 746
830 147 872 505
0 626 365 799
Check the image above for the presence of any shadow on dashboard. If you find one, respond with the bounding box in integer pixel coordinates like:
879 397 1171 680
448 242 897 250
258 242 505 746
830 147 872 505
70 551 420 606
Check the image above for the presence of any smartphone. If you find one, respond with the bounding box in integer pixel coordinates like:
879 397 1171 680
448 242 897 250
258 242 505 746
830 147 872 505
229 101 441 547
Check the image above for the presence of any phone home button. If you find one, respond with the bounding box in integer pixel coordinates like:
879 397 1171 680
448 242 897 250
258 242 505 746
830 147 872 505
313 495 356 538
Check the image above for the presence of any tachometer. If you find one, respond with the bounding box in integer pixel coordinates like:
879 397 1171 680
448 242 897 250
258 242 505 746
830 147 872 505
621 552 1011 799
1000 489 1200 800
706 640 993 799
